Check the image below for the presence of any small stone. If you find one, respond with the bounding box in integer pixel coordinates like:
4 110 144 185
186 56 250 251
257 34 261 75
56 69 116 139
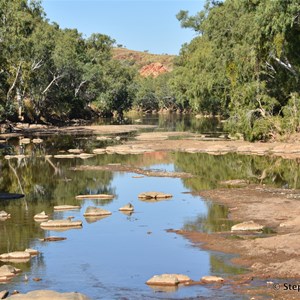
83 207 112 217
231 221 264 232
201 275 224 284
33 277 42 281
146 274 179 286
118 203 134 212
146 273 191 286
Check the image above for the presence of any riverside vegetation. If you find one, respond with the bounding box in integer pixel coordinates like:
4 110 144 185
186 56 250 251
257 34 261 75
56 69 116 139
1 1 300 142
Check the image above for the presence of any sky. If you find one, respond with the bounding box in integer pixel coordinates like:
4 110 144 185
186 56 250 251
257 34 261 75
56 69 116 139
42 0 205 55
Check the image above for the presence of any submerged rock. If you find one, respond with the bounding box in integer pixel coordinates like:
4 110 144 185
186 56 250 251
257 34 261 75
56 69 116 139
118 203 134 212
83 207 112 217
6 289 90 299
201 275 224 284
40 219 82 229
231 220 264 232
146 273 191 286
138 191 173 200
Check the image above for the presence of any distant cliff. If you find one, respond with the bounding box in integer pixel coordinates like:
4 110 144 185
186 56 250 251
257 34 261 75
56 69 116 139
112 47 174 77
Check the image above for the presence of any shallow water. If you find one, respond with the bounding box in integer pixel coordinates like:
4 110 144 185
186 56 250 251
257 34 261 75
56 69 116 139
1 131 298 299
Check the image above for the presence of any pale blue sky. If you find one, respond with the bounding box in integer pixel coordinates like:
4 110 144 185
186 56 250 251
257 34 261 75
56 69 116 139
42 0 204 55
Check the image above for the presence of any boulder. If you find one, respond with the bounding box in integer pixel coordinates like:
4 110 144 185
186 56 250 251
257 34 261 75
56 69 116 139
118 203 134 212
53 205 80 211
146 273 191 286
138 191 173 200
201 275 224 284
231 221 264 232
6 290 90 299
76 194 114 200
40 220 82 229
83 207 112 217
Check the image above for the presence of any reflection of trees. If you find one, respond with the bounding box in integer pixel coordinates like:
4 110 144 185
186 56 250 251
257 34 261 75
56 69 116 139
174 152 300 191
210 255 245 276
183 203 234 233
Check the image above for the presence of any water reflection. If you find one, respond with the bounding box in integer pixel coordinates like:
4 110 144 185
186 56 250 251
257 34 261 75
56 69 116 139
1 134 300 299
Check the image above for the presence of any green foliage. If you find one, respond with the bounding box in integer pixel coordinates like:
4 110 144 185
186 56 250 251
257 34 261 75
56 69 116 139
172 0 300 140
0 0 138 123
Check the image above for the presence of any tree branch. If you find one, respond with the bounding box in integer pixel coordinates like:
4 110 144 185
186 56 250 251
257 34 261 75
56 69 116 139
42 74 63 95
7 62 22 101
75 80 87 97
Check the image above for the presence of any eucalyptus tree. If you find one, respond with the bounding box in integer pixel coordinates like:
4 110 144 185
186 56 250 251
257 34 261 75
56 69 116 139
174 0 300 140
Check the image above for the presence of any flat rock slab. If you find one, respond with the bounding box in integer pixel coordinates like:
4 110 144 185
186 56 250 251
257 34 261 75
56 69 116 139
201 275 224 284
138 192 173 200
40 220 82 229
0 265 21 278
76 194 114 200
84 207 112 216
39 236 67 242
54 205 80 211
6 290 90 299
0 251 31 261
34 212 49 220
146 274 191 286
0 193 24 200
231 220 264 232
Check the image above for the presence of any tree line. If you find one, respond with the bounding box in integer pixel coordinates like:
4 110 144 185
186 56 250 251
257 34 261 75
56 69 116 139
1 0 300 141
0 0 136 124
